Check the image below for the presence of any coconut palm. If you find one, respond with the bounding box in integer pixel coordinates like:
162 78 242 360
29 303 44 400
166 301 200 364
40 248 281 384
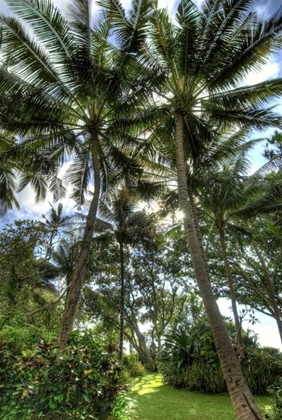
198 148 276 349
97 188 155 361
102 0 282 418
0 0 158 348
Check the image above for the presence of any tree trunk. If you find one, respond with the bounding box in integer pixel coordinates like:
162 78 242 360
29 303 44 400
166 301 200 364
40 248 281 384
119 240 125 362
218 228 244 350
175 113 262 420
133 326 157 371
253 243 282 344
58 132 101 349
125 315 157 371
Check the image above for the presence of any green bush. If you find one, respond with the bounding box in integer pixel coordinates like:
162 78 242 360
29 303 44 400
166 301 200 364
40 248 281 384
159 327 282 395
111 391 136 420
123 353 146 377
0 324 53 348
241 347 282 395
268 376 282 420
158 360 226 393
128 361 146 377
123 353 139 368
0 330 128 419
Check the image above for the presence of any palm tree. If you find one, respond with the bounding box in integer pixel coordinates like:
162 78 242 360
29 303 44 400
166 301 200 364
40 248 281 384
195 129 270 350
97 188 155 361
100 1 282 418
0 0 157 348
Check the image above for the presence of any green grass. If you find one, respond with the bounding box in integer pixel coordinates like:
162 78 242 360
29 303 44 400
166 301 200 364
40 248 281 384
130 373 273 420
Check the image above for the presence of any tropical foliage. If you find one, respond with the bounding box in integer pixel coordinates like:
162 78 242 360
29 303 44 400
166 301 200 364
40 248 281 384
159 326 282 395
0 0 282 419
0 330 126 420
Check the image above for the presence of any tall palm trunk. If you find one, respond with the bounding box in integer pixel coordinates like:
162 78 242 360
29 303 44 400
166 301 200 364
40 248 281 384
119 240 125 362
175 113 262 420
59 132 101 349
218 229 243 350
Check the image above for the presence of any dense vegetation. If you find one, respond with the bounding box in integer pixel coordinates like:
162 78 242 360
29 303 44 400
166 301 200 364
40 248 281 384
0 330 125 419
0 0 282 419
159 325 282 395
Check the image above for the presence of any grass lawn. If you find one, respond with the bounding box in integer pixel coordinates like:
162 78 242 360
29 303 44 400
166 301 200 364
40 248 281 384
130 373 273 420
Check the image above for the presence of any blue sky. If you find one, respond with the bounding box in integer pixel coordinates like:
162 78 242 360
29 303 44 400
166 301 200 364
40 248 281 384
1 0 282 348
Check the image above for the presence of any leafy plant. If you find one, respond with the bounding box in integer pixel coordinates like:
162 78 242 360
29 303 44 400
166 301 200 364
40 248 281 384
160 325 209 369
111 391 136 420
0 330 127 419
123 354 146 378
159 327 282 394
268 376 282 420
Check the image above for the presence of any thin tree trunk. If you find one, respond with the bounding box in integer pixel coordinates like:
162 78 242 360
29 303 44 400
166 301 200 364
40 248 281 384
58 132 101 349
119 240 125 362
252 243 282 344
218 228 243 350
175 113 262 420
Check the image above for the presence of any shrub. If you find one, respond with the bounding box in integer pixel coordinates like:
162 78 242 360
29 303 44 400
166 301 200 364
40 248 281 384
123 353 146 377
123 353 139 365
159 327 282 394
268 376 282 420
158 360 226 393
128 361 146 377
0 324 53 348
0 330 126 419
111 390 136 420
241 347 282 395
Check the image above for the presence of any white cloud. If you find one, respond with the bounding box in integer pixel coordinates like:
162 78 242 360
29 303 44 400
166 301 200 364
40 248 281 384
243 61 280 86
158 0 177 12
0 182 77 228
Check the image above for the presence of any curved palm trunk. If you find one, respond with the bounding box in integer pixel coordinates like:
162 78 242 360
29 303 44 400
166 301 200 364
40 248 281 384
218 229 243 350
59 132 101 349
175 113 262 420
119 240 125 362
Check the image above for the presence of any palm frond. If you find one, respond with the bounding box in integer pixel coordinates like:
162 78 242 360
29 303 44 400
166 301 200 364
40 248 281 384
65 148 91 207
0 16 61 91
206 4 282 89
99 0 156 54
0 166 20 215
64 0 92 56
4 0 73 60
209 79 282 110
18 170 48 203
175 0 200 78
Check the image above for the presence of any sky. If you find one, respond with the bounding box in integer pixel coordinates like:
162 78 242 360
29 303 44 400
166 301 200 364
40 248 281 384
0 0 282 349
